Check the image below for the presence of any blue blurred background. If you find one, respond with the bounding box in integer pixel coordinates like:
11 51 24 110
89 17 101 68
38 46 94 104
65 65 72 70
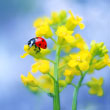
0 0 110 110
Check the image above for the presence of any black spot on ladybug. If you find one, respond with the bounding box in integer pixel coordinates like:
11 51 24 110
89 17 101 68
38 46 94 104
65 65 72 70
39 43 41 46
45 45 46 48
42 39 44 42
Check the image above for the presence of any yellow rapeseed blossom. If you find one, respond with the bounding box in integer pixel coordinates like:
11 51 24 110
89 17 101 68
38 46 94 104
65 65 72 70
59 80 67 88
66 10 85 30
63 68 80 76
87 77 104 96
51 10 67 25
56 25 75 44
56 25 73 38
33 16 53 38
36 24 53 38
21 72 38 86
51 12 60 24
59 10 67 21
64 69 72 76
74 34 88 50
95 60 106 70
38 75 54 93
68 50 91 71
63 69 75 84
33 17 52 28
90 40 108 57
31 60 50 74
65 75 74 84
88 59 97 73
28 86 39 93
104 54 110 66
95 54 110 70
20 44 51 59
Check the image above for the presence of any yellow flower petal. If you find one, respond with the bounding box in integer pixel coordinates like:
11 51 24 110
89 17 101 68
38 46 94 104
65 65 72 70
20 53 29 58
89 88 97 94
99 77 103 86
97 88 103 96
79 23 85 30
64 69 72 76
31 60 50 74
79 61 89 71
87 77 104 96
21 74 28 86
59 80 67 87
36 25 53 38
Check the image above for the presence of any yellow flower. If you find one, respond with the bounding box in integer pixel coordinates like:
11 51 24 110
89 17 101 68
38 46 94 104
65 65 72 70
59 80 67 87
65 75 74 84
87 77 104 96
90 40 108 57
31 60 50 74
56 25 75 44
79 23 85 30
38 75 54 93
33 17 53 38
66 10 85 30
56 26 73 38
51 12 60 24
59 10 67 20
36 24 53 38
95 60 106 70
21 72 38 86
95 54 110 70
74 34 88 50
20 44 51 59
64 68 81 76
68 50 91 71
33 17 52 28
88 59 97 73
63 69 76 84
63 45 72 53
72 67 81 76
28 86 39 93
51 10 67 25
64 69 72 76
104 54 110 66
64 35 75 44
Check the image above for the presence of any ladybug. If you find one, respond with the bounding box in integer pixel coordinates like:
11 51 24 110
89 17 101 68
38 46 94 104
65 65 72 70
28 37 47 52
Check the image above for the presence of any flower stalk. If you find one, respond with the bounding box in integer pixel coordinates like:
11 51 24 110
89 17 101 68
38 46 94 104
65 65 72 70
72 58 93 110
72 71 87 110
53 44 61 110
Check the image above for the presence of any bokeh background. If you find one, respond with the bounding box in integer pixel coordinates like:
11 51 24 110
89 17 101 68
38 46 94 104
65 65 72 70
0 0 110 110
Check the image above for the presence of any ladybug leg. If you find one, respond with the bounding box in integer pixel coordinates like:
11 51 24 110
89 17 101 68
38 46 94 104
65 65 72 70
34 45 40 53
38 47 41 52
34 44 37 51
36 47 41 53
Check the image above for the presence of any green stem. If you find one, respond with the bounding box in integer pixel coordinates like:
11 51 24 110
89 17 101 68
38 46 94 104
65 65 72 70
72 57 94 110
43 57 55 64
71 83 77 88
50 37 57 44
72 87 79 110
72 71 87 110
47 73 56 82
58 63 67 70
53 44 60 110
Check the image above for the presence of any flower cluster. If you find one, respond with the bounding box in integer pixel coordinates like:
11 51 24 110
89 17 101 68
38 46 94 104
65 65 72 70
21 10 110 109
87 77 103 96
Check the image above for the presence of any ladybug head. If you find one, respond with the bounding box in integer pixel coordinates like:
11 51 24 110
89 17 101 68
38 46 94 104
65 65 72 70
27 38 35 47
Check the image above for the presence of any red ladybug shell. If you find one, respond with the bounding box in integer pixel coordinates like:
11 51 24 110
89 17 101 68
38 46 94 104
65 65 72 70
35 37 47 49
